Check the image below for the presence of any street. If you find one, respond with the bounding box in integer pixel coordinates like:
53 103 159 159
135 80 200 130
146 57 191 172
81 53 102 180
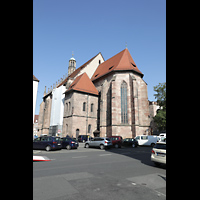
33 144 166 200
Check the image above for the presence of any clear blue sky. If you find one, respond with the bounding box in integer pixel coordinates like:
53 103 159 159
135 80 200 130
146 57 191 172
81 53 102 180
33 0 166 115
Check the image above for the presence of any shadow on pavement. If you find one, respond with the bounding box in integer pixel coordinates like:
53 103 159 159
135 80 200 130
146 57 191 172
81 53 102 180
105 146 166 169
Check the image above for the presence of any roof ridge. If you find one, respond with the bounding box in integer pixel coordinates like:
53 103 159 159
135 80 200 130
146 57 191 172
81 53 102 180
64 73 98 95
91 48 143 81
57 52 101 88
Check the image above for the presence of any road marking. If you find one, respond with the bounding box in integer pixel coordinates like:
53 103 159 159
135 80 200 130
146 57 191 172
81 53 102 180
153 190 166 197
72 156 87 158
99 154 112 156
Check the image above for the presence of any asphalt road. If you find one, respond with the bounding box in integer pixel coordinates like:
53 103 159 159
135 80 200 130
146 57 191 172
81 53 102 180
33 144 166 200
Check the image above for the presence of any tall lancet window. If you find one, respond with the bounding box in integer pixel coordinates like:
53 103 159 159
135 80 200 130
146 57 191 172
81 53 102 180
121 81 128 124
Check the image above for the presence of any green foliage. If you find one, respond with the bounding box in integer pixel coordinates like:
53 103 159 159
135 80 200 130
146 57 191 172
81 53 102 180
153 82 166 132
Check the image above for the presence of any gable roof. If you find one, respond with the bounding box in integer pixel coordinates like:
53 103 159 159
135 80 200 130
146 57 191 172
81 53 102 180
57 52 103 88
64 73 99 96
33 75 39 82
91 48 143 81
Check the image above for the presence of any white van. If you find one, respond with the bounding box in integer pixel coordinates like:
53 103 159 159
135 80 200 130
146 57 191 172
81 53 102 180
135 135 158 146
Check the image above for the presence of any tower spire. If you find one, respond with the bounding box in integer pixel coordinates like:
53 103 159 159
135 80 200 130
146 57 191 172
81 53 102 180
68 52 76 76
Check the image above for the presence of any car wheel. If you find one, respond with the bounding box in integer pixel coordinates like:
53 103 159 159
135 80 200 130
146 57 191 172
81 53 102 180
85 143 89 148
132 144 135 148
114 144 119 148
66 145 71 150
46 145 51 151
100 144 104 150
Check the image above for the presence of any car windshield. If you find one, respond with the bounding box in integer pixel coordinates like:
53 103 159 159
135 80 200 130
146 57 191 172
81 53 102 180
154 143 166 150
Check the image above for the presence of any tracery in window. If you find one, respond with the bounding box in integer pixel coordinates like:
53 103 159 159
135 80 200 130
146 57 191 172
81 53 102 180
121 81 128 124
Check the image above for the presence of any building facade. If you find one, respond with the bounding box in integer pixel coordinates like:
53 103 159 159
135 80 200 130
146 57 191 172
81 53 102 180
38 48 152 138
37 52 104 137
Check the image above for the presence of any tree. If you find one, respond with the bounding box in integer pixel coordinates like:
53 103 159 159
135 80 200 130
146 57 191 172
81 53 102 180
153 82 166 132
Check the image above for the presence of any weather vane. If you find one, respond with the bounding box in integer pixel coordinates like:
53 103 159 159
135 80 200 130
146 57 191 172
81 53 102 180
125 42 127 49
72 51 74 57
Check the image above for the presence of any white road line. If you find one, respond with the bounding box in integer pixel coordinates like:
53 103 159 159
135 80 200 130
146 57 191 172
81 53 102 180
153 190 166 197
99 154 112 156
72 156 87 158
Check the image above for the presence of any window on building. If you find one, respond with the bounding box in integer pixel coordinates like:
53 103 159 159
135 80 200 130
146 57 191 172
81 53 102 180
121 81 128 124
83 102 86 111
69 102 71 114
99 60 101 64
66 103 68 114
91 103 93 112
88 124 91 133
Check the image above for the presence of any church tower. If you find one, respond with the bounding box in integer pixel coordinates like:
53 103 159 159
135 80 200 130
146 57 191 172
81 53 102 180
68 52 76 76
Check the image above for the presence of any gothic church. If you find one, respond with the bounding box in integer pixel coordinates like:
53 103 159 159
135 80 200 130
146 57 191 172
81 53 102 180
38 48 151 139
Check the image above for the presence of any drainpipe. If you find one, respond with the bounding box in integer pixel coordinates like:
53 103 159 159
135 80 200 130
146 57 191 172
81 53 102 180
86 94 89 136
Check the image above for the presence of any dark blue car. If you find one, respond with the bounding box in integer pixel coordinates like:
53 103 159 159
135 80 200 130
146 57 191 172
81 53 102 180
78 135 93 142
33 136 62 151
60 137 79 150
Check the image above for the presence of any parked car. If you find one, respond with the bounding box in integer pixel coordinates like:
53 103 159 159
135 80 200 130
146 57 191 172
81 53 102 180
78 135 93 142
159 133 166 137
60 137 79 150
122 138 138 148
151 142 166 166
108 136 123 148
33 136 62 151
84 137 112 150
157 133 166 142
135 135 158 146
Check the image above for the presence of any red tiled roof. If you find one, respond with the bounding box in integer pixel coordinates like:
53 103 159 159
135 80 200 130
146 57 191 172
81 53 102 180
91 48 143 81
64 73 99 95
33 75 39 82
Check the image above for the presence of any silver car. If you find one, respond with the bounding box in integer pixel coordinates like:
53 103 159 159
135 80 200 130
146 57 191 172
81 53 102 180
151 142 166 166
84 137 112 150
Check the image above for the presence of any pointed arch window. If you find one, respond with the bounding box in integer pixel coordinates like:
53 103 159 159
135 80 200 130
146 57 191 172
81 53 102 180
121 81 128 124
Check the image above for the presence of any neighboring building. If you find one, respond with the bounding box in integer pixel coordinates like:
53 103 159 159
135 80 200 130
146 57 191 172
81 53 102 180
33 75 39 124
33 115 39 138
